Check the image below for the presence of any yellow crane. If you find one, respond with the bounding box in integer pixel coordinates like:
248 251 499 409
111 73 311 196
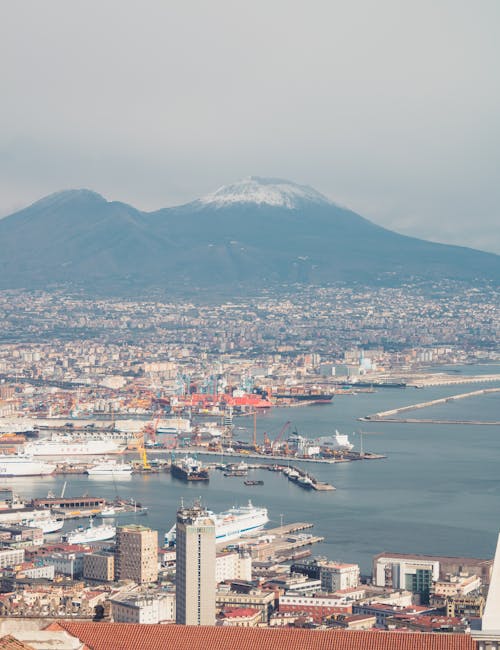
135 428 151 471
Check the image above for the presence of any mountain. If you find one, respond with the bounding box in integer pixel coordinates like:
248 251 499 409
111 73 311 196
0 178 498 294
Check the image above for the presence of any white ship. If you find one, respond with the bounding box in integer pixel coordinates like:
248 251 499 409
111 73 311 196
25 515 64 534
317 430 354 452
165 500 268 546
24 435 125 456
0 452 56 476
86 459 133 476
63 518 116 544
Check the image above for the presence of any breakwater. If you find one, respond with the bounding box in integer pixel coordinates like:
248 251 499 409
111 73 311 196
361 387 500 423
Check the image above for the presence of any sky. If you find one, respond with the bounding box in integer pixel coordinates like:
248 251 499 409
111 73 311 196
1 1 499 253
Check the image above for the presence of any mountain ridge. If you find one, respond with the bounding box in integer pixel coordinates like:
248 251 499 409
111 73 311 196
0 178 498 295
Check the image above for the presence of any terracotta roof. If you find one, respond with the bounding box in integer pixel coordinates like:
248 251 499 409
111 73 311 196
0 636 35 650
52 622 476 650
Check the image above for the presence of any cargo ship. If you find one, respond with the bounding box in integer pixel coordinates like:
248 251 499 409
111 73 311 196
274 390 334 403
338 381 406 389
165 500 268 545
171 457 209 482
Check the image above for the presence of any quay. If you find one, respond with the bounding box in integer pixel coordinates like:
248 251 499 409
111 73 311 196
225 521 324 561
361 387 500 422
176 447 384 464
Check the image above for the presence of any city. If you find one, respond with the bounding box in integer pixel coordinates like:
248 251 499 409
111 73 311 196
1 1 499 647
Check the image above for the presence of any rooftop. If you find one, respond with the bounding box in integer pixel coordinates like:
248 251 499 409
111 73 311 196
50 622 476 650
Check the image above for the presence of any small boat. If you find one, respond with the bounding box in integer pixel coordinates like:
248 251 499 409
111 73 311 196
244 480 264 486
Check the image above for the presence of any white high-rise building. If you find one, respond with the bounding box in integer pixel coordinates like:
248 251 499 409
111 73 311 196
175 503 216 625
482 533 500 631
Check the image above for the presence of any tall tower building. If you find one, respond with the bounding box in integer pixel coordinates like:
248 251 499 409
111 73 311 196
115 524 158 584
175 503 216 625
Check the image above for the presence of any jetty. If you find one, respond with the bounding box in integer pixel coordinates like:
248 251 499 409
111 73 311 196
361 387 500 423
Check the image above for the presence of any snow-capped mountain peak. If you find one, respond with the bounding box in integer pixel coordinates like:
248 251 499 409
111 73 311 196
199 177 332 209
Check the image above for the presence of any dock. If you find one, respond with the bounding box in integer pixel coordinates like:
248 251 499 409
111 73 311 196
222 521 324 561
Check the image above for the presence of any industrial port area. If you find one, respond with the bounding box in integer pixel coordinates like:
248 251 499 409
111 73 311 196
0 283 498 640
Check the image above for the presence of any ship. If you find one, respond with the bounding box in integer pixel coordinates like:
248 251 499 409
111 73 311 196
24 514 64 534
338 381 406 389
97 503 148 518
63 517 116 544
0 452 56 476
274 390 334 403
165 500 268 546
24 435 125 456
171 457 209 482
317 430 354 451
86 459 133 476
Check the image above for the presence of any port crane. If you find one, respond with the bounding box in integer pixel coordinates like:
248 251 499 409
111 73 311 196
272 421 292 454
135 428 151 471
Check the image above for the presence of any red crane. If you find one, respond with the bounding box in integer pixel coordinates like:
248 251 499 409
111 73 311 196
272 421 292 453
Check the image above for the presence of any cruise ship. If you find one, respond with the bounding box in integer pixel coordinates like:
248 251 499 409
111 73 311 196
165 500 268 546
63 518 116 544
24 436 125 456
86 459 133 476
0 452 56 476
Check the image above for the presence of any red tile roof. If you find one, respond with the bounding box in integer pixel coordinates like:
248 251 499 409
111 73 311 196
0 636 35 650
51 622 476 650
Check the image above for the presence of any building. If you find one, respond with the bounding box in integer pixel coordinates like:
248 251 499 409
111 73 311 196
216 551 252 583
216 588 275 623
319 562 360 592
217 607 261 627
279 594 351 623
433 573 481 598
115 525 158 584
175 503 216 625
373 552 493 585
0 548 24 568
374 554 439 602
83 552 115 582
111 592 175 623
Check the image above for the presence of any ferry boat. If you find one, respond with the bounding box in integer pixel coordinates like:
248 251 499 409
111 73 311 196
24 436 125 456
63 518 116 544
0 452 56 476
86 459 133 476
165 500 268 546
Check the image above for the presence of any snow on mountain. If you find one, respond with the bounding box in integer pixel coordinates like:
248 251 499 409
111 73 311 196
199 176 332 209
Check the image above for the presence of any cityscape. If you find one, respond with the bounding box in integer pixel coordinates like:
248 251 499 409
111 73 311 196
1 1 499 648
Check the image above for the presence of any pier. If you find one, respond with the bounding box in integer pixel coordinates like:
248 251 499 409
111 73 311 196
361 387 500 423
227 521 325 560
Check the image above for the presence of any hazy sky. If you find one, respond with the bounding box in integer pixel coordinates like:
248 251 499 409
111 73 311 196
1 1 499 252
